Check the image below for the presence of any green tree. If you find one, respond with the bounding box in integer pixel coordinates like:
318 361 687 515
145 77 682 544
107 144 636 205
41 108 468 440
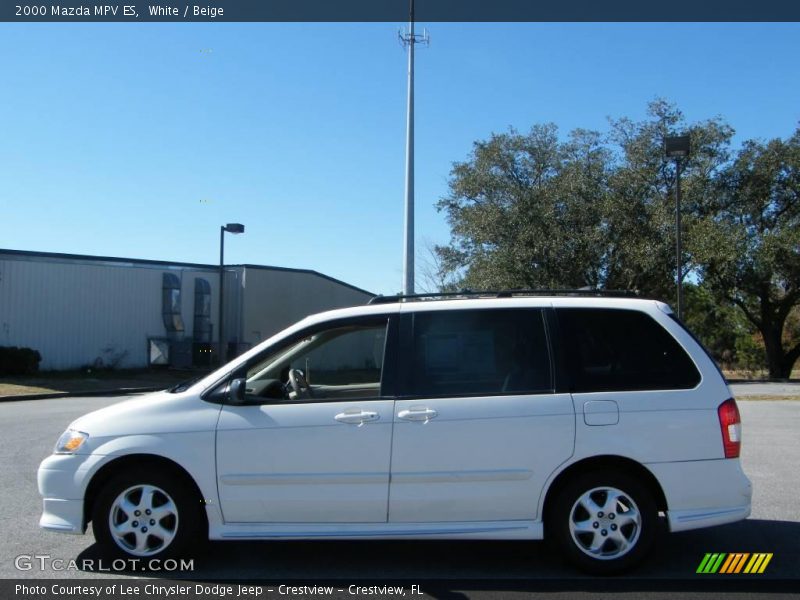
435 100 733 300
435 124 609 290
682 282 762 371
696 129 800 378
604 101 734 298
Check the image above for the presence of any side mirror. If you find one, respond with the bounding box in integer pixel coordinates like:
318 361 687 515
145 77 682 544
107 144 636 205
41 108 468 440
228 378 247 405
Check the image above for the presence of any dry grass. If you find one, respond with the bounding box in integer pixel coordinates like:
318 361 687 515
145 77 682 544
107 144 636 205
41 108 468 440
737 394 800 401
723 368 800 381
0 383 60 396
0 369 202 398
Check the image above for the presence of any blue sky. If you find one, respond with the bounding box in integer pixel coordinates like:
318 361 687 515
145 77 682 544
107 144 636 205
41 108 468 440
1 22 799 295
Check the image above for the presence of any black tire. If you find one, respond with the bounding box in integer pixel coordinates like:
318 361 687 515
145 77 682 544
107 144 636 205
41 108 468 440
547 470 657 575
92 468 203 561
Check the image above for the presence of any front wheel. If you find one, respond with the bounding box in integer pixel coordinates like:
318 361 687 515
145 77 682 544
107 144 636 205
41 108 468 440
92 469 202 560
547 471 657 574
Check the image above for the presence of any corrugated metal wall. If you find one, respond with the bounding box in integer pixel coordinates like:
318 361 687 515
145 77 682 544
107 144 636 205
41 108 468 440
0 255 216 370
0 252 371 371
240 268 372 346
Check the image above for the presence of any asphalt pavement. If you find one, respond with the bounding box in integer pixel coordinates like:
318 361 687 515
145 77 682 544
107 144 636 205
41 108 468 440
0 395 797 596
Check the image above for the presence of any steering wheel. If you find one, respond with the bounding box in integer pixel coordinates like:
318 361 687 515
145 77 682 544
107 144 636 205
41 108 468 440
287 368 314 399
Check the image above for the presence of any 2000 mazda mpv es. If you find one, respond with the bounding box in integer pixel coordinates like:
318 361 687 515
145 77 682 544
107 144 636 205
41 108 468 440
38 293 751 573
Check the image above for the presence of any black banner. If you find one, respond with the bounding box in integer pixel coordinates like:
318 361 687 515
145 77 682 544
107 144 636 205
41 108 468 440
5 578 800 600
3 0 800 23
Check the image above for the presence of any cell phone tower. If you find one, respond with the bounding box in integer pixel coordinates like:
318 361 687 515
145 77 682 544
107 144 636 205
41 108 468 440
399 0 429 295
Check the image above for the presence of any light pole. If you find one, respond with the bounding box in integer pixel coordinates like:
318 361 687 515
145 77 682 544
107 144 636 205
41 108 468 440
399 0 428 296
219 223 245 364
665 135 690 320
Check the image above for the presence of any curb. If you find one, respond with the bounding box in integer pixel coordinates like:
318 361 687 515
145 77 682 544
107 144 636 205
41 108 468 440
727 379 800 384
0 386 165 403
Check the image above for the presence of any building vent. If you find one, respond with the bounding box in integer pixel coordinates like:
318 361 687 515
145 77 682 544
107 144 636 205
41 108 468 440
162 273 185 336
193 278 212 342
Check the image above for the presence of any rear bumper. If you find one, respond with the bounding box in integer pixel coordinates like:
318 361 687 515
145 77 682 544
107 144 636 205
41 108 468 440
647 458 752 533
668 504 751 532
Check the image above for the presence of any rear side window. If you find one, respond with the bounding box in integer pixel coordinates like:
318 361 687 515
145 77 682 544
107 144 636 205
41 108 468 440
410 309 552 397
669 314 726 380
556 308 700 393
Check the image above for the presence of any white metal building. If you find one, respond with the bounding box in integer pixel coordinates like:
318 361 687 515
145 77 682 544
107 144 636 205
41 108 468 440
0 249 373 371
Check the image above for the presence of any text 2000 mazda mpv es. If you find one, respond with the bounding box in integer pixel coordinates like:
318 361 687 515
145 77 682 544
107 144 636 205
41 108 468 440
38 293 751 573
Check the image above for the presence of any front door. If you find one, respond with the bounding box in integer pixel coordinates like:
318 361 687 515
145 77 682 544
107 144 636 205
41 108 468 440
216 315 397 523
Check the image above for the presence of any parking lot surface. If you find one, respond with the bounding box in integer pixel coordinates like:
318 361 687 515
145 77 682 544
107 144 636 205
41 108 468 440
1 395 797 591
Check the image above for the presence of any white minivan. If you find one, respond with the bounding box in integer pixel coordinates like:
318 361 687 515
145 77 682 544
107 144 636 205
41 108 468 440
38 293 751 573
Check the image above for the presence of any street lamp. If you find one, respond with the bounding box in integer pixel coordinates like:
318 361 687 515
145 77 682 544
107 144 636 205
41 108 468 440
219 223 245 364
665 135 691 320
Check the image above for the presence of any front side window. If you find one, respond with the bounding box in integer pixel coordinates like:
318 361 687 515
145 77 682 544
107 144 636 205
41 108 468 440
410 309 552 397
556 308 701 393
242 319 388 402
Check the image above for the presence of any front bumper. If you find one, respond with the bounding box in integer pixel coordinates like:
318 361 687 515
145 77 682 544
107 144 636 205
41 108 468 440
38 453 104 535
40 498 84 534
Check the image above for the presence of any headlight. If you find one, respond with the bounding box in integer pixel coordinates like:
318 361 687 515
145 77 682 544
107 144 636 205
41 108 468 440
54 430 89 454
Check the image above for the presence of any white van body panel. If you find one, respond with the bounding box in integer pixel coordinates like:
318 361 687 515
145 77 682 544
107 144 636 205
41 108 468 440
38 297 751 548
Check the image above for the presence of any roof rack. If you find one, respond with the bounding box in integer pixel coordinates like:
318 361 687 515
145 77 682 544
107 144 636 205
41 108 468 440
367 288 640 305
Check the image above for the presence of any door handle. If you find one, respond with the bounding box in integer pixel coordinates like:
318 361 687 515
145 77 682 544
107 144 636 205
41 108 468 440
334 410 380 425
397 408 438 422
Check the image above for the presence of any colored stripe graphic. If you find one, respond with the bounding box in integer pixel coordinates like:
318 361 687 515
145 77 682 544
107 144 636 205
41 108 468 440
733 553 750 573
697 553 773 574
744 553 773 574
758 554 773 573
710 553 726 573
697 553 727 573
719 554 736 574
720 553 748 573
696 553 714 573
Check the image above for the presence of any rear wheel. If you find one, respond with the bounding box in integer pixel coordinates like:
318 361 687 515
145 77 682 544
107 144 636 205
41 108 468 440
548 471 657 574
92 469 203 560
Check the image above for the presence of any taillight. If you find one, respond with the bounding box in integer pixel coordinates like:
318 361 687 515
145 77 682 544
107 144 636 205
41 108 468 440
718 398 741 458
